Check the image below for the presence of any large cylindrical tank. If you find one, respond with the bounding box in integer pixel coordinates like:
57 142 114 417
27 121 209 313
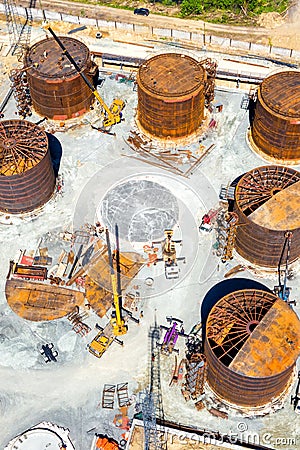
136 53 206 138
0 119 55 214
204 289 300 408
24 36 98 120
251 71 300 162
233 165 300 267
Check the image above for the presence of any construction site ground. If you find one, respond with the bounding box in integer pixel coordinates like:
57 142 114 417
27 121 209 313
0 15 300 450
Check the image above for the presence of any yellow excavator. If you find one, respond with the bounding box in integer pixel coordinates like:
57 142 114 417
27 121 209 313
45 26 125 128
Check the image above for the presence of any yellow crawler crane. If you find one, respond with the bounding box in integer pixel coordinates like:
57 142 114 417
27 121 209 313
106 226 127 336
45 26 125 128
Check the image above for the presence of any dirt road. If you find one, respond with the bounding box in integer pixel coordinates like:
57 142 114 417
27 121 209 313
15 0 300 50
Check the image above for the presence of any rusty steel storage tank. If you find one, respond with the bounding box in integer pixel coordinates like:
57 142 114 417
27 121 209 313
0 119 55 214
204 289 300 408
250 71 300 162
24 36 98 120
136 53 206 138
232 165 300 268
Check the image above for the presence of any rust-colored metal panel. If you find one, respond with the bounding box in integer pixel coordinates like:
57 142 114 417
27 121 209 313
137 53 206 138
85 249 144 318
251 71 300 161
5 278 85 321
233 165 300 267
24 36 97 120
0 119 55 214
204 289 300 407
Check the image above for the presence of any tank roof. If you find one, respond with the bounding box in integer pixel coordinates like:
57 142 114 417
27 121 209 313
235 165 300 230
138 53 205 97
25 36 90 80
206 289 300 377
260 71 300 118
249 180 300 230
230 298 300 377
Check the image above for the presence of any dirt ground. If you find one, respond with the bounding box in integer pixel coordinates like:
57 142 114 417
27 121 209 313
15 0 300 51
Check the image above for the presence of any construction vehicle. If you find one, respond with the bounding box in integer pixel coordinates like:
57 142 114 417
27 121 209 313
199 207 222 233
158 317 188 355
40 343 58 363
44 26 125 128
151 229 186 279
87 226 127 358
88 322 123 359
274 231 293 303
107 226 128 336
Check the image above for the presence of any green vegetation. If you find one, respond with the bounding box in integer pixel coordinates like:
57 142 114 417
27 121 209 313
179 0 288 18
68 0 289 24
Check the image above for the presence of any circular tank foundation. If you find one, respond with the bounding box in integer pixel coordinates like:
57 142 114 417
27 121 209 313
0 119 55 214
204 289 300 408
233 165 300 267
136 53 206 139
24 36 98 120
250 71 300 162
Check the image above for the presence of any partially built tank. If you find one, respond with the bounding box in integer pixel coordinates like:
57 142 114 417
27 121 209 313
136 53 207 139
205 289 300 408
0 119 55 214
232 165 300 267
250 71 300 162
24 36 98 120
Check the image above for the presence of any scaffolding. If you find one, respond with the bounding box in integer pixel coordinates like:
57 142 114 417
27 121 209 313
3 0 35 60
140 321 167 450
215 211 238 262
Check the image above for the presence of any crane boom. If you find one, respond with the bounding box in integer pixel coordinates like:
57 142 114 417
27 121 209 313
105 227 127 336
45 26 124 127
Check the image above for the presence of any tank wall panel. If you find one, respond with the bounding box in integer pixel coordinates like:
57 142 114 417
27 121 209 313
251 77 300 160
28 70 95 119
137 87 205 138
204 337 294 407
0 151 55 214
252 88 300 161
233 203 300 267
